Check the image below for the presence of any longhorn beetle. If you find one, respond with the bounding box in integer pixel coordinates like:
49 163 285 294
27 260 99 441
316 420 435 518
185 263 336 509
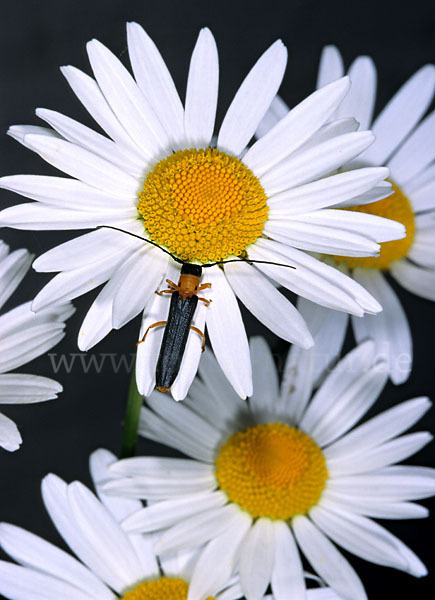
97 226 295 393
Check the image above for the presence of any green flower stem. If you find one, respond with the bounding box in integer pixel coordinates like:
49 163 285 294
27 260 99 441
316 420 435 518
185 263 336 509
120 363 143 458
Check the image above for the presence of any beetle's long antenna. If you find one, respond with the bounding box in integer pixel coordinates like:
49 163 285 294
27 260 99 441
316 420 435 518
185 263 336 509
204 258 296 270
95 225 184 264
96 225 296 270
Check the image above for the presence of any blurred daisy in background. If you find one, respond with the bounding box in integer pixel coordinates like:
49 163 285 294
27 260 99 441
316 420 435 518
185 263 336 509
258 47 435 384
0 24 405 400
0 448 341 600
105 337 434 600
0 241 73 451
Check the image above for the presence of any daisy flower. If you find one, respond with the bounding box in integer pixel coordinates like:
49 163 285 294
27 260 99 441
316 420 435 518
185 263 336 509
0 448 339 600
257 46 435 384
104 337 435 600
0 25 404 400
0 240 73 451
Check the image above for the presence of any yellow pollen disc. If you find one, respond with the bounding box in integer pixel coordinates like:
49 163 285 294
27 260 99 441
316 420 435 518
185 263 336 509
333 181 415 270
215 422 328 520
121 577 214 600
137 148 268 263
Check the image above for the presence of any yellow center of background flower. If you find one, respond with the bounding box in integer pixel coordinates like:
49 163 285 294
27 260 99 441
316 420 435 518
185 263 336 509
121 577 214 600
333 181 415 270
215 422 328 520
137 148 268 263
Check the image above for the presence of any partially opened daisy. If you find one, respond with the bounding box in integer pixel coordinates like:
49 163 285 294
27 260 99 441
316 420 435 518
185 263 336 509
105 337 435 600
0 24 404 400
0 240 73 451
258 46 435 384
0 448 244 600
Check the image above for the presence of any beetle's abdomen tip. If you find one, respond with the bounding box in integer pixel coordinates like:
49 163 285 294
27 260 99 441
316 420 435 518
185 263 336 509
156 386 171 393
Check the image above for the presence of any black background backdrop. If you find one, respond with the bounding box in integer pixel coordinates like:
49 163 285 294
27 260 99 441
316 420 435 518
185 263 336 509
0 0 434 598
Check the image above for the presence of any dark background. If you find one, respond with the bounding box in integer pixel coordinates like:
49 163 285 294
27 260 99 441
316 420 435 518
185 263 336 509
0 0 434 597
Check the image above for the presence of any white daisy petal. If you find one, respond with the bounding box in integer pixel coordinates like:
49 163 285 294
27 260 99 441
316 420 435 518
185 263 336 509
139 406 216 463
126 22 185 148
271 521 306 600
0 561 98 600
185 28 219 147
249 240 370 316
305 359 388 447
267 167 390 215
146 392 222 450
299 340 376 436
279 345 315 424
407 179 435 213
111 246 167 330
239 518 276 600
255 95 290 139
0 175 134 212
0 248 33 310
336 181 394 208
351 269 412 384
193 349 250 428
23 134 139 197
388 110 435 185
327 431 433 476
317 46 344 89
321 489 429 520
408 226 435 268
0 204 133 230
325 396 431 460
224 261 313 348
292 515 367 600
0 374 62 404
0 523 113 599
249 337 279 422
0 413 22 452
35 108 145 178
361 65 435 165
288 208 404 244
32 255 121 312
326 467 435 501
296 296 349 387
206 266 252 398
188 511 252 600
67 481 144 590
7 125 61 150
86 39 171 158
33 229 137 272
154 504 240 554
268 220 381 257
310 504 425 576
121 490 226 533
244 77 350 176
217 40 287 156
0 323 66 374
390 260 435 301
61 65 143 153
335 56 377 131
261 131 375 197
42 474 130 592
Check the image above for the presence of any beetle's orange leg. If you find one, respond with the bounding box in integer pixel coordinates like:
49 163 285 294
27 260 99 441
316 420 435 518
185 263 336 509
198 282 212 291
190 326 206 351
155 279 180 296
137 321 167 346
198 297 212 306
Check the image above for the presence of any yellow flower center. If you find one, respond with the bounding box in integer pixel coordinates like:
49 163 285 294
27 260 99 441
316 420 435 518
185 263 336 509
121 577 214 600
137 148 268 263
215 422 328 520
333 181 415 270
